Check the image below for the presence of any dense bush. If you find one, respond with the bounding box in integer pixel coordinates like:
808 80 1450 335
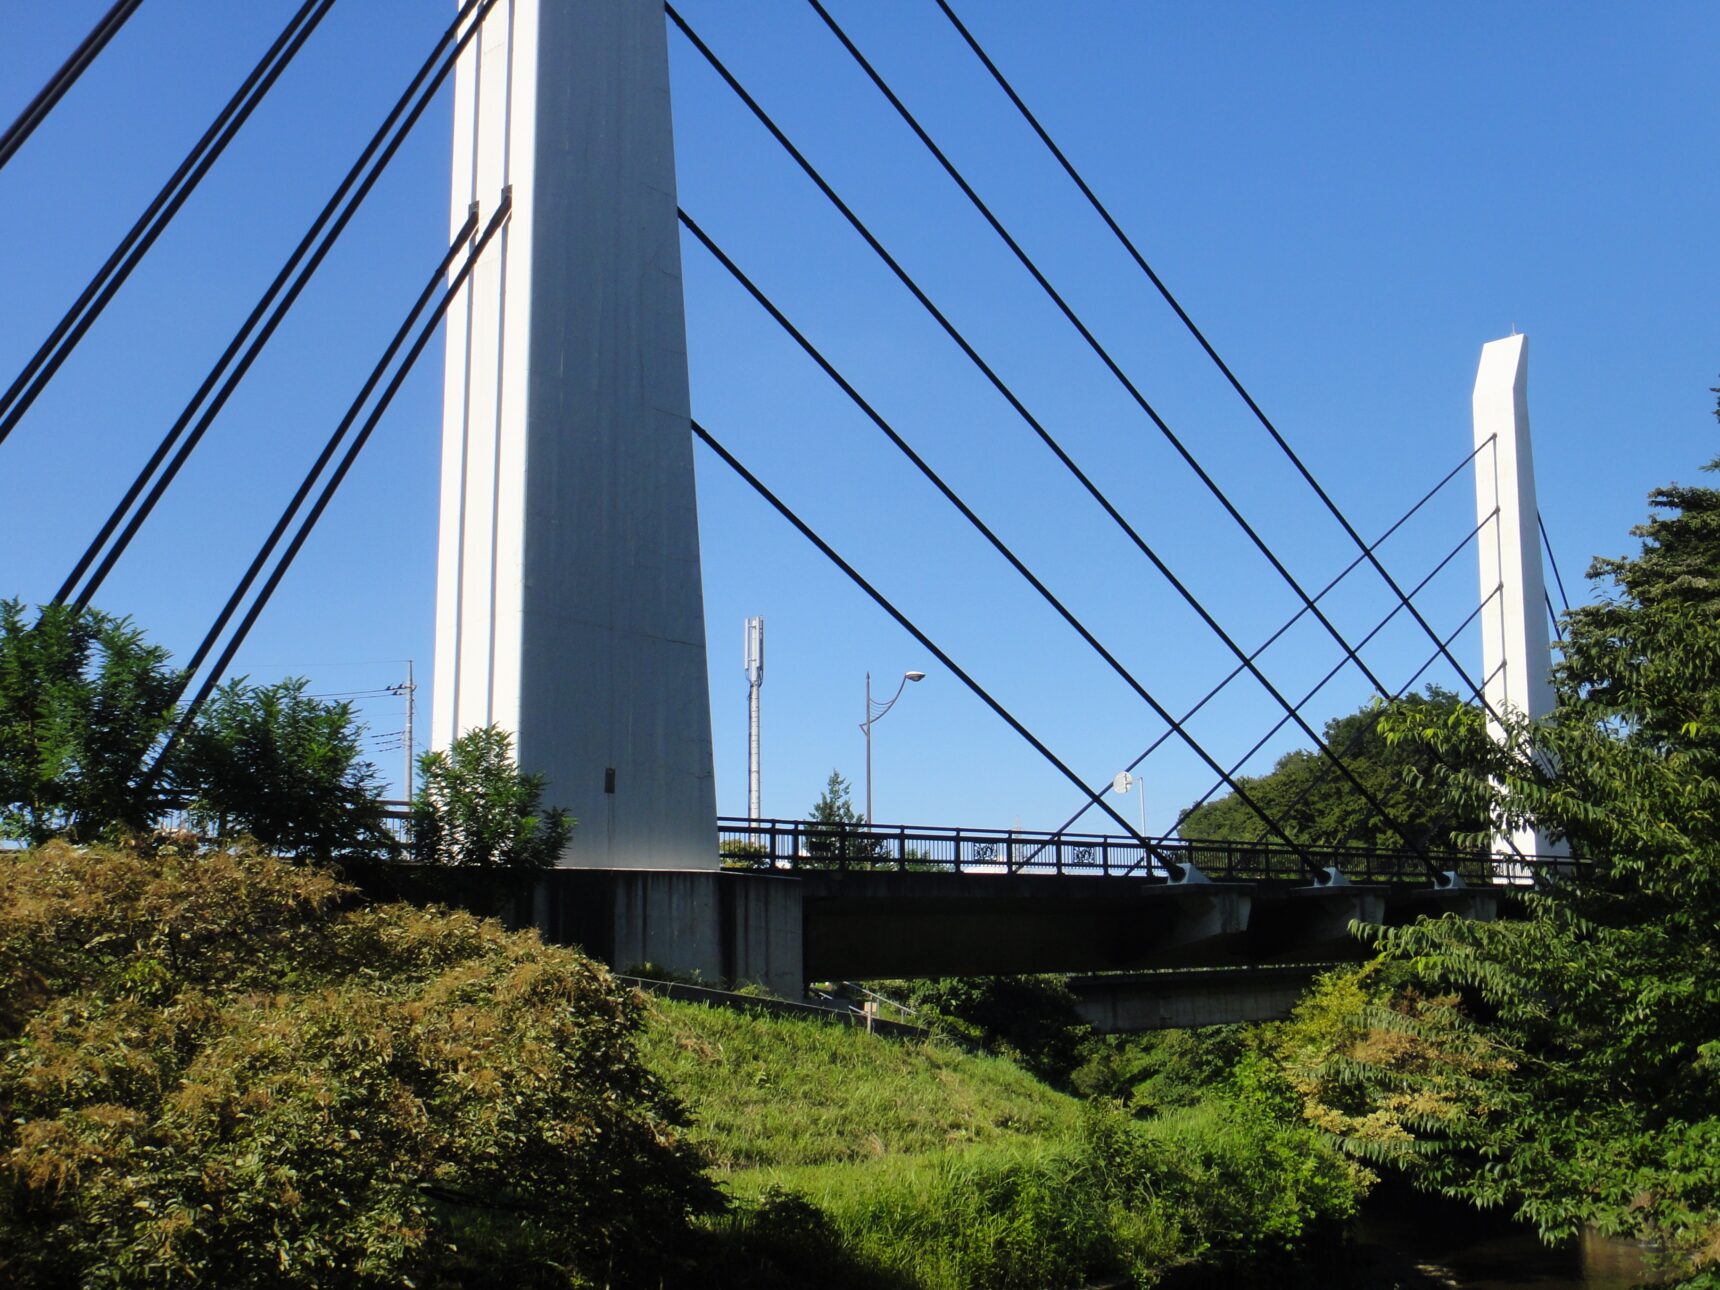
0 841 717 1287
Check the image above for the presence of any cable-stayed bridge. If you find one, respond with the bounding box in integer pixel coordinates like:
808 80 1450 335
2 1 1574 1010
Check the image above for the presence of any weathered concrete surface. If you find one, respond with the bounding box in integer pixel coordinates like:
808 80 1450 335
535 869 802 999
1068 966 1324 1032
433 0 717 870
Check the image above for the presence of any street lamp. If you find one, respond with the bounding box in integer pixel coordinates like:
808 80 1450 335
862 669 925 824
1112 769 1147 835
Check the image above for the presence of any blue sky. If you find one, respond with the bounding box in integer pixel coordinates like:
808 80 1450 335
2 2 1716 835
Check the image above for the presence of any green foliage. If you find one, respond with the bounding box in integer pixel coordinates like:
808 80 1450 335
900 975 1093 1085
1353 407 1720 1275
412 725 571 868
805 769 883 862
641 997 1364 1288
1177 686 1488 852
638 998 1077 1171
177 676 390 862
0 840 718 1287
0 600 182 844
1069 1024 1250 1113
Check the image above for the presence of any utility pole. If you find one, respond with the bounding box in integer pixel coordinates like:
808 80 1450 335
403 659 415 801
388 662 417 802
744 617 764 822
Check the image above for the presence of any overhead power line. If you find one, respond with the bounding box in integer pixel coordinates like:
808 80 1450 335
59 0 499 609
689 416 1177 873
0 0 338 451
931 0 1502 726
0 0 147 173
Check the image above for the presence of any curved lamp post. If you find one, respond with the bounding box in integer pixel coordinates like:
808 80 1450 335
861 669 926 824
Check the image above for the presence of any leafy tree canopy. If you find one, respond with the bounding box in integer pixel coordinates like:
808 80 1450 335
0 599 181 844
1320 390 1720 1275
1176 686 1487 853
412 725 571 868
804 769 881 861
177 676 390 862
0 840 717 1286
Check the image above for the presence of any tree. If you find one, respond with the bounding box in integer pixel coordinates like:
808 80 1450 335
1176 686 1488 853
412 725 571 868
0 599 182 844
0 839 718 1286
177 676 390 862
804 769 880 862
1335 396 1720 1273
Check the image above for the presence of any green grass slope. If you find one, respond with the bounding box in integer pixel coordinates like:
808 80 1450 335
639 998 1362 1290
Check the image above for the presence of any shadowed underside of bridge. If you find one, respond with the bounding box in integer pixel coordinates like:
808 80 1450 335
348 856 1509 1030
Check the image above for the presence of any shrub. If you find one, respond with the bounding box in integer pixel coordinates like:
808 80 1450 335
412 725 571 868
0 841 717 1287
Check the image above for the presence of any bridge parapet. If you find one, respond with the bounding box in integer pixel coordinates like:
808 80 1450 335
717 816 1562 887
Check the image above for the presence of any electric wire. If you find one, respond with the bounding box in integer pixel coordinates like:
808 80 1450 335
680 208 1319 870
0 0 338 450
59 0 498 609
932 0 1502 720
0 0 147 172
151 192 511 774
689 415 1178 873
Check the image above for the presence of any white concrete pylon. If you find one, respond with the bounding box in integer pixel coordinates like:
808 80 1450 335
1472 333 1563 864
432 0 717 869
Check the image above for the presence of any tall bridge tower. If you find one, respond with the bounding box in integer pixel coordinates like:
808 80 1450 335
431 0 718 869
1472 333 1563 860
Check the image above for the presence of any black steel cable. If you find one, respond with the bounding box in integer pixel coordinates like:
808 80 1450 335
178 207 478 683
689 415 1178 872
1176 509 1493 835
153 192 512 773
0 0 336 450
801 0 1525 863
1036 441 1490 848
684 212 1341 880
932 0 1497 716
60 0 496 608
1538 510 1572 617
1230 584 1505 858
803 0 1395 693
0 0 147 172
675 88 1424 874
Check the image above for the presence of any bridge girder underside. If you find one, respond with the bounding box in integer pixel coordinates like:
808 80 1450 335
796 872 1500 981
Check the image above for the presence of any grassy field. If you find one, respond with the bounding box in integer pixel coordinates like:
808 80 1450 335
638 997 1363 1289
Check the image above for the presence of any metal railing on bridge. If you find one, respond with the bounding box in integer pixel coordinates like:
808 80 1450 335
717 816 1547 885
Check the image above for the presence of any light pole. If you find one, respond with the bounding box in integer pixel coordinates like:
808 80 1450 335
744 617 764 823
1112 769 1146 835
862 669 925 824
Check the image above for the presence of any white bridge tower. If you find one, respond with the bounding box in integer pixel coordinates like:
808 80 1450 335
431 0 717 869
1472 333 1564 862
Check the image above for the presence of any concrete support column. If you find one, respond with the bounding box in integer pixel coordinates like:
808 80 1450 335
1472 334 1562 862
433 0 718 869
